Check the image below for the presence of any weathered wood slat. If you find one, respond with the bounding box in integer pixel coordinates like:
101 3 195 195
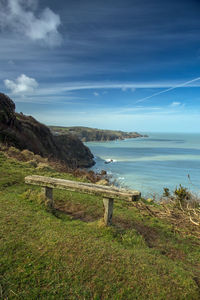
25 175 141 201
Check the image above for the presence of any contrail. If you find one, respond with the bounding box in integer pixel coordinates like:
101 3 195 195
135 77 200 104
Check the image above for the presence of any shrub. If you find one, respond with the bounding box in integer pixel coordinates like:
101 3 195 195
163 187 170 197
0 143 8 151
34 154 46 163
174 184 191 205
162 185 199 212
7 146 20 155
25 160 38 168
7 146 24 160
36 163 54 172
21 149 35 161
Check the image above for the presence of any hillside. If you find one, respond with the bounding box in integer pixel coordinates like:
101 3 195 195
49 126 147 142
0 152 200 299
0 93 94 168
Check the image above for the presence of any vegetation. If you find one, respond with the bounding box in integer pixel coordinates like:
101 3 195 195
49 126 147 142
0 144 104 183
161 185 200 227
0 149 200 299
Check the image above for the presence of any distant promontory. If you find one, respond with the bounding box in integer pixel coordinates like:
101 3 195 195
49 126 148 142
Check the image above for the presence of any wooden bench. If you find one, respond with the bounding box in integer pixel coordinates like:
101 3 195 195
25 175 141 226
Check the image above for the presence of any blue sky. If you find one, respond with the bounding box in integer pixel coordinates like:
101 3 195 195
0 0 200 132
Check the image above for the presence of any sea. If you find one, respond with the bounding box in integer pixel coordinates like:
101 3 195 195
85 132 200 199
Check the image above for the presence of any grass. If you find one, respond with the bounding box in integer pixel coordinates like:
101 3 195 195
0 151 200 299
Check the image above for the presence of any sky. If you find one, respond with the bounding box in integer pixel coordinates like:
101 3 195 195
0 0 200 132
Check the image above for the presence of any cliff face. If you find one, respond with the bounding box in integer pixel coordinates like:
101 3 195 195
0 93 95 168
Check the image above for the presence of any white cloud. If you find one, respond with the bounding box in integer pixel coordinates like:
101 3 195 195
0 0 62 46
94 92 99 96
170 102 181 107
4 74 38 94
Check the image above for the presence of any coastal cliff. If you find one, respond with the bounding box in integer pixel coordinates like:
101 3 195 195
0 93 95 168
49 126 147 142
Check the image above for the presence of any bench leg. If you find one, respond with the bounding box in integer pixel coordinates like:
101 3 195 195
42 187 53 209
103 198 113 226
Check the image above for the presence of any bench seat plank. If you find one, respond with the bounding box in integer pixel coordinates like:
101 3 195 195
25 175 141 201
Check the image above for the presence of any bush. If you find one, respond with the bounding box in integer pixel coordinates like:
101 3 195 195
0 143 8 151
163 187 170 197
7 146 20 155
174 184 191 205
7 146 24 160
25 160 38 168
36 163 54 172
34 154 46 163
162 185 199 210
21 149 35 161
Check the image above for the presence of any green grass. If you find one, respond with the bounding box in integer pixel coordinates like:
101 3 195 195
0 152 200 299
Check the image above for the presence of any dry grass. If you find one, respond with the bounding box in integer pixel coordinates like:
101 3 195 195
134 199 200 239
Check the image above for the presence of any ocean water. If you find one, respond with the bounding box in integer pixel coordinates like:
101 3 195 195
85 133 200 198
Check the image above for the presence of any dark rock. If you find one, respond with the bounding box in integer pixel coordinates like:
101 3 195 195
0 93 95 168
100 170 107 176
0 93 16 125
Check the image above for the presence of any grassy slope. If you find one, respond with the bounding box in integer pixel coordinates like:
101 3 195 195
0 152 200 299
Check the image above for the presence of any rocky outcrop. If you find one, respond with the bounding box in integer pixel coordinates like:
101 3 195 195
0 93 95 168
0 93 16 125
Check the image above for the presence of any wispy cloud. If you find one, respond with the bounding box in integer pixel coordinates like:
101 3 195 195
121 85 136 92
30 79 200 95
135 77 200 103
170 102 181 107
3 78 199 104
4 74 38 94
0 0 62 46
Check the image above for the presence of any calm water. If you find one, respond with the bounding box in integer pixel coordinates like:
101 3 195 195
86 133 200 198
